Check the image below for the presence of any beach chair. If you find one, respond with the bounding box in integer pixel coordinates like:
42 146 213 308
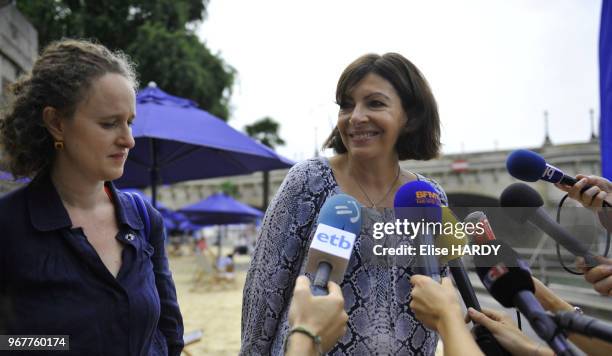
181 329 204 356
191 250 235 290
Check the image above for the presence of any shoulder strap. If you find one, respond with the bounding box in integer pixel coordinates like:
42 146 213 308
126 192 151 241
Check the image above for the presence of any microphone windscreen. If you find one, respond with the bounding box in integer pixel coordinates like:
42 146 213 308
474 241 534 307
317 193 362 236
394 181 442 223
506 149 546 182
499 183 544 223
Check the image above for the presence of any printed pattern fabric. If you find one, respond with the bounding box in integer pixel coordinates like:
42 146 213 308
240 157 448 355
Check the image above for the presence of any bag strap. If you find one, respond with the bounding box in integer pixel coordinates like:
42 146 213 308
126 192 151 241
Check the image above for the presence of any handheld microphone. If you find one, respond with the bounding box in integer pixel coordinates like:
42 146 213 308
438 207 481 310
394 181 442 282
460 211 512 356
305 194 362 296
474 241 577 356
507 149 584 187
553 311 612 342
464 211 498 245
500 183 599 267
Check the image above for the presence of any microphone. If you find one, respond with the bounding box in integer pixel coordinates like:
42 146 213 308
500 183 599 267
464 211 498 245
394 181 442 282
438 207 481 310
507 149 584 187
305 194 362 295
474 241 577 356
460 211 512 356
553 311 612 341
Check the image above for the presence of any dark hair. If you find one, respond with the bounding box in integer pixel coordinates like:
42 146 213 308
323 53 440 160
0 39 138 178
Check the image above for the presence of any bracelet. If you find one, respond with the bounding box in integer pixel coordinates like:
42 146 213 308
283 325 323 355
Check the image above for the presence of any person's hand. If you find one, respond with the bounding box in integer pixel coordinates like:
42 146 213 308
555 174 612 210
531 277 573 312
409 276 462 331
467 307 553 356
576 256 612 296
288 276 348 352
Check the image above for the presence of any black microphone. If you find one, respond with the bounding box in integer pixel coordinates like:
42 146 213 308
500 183 599 267
474 240 577 356
554 311 612 341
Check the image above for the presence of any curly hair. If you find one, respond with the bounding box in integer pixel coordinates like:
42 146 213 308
323 53 440 161
0 39 138 178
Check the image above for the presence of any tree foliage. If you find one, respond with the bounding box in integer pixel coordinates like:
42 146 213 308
244 117 286 149
16 0 234 120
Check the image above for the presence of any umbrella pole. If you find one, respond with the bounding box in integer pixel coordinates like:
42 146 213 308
217 226 222 261
150 139 159 208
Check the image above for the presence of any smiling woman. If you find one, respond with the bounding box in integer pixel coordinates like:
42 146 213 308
0 39 184 356
241 53 448 355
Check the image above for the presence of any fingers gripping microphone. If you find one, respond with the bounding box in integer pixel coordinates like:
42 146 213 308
500 183 599 267
394 181 442 282
305 194 362 296
474 241 577 356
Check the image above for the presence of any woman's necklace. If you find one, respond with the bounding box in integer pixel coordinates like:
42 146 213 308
354 166 401 209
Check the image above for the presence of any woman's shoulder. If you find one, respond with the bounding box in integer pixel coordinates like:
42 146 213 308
286 157 332 177
414 173 448 206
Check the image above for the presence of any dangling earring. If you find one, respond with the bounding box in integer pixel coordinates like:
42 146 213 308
54 141 64 150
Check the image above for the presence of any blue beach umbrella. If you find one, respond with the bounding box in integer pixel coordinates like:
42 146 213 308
179 193 263 256
114 84 294 206
179 192 263 226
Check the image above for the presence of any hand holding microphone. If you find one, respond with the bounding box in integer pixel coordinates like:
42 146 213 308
409 276 462 331
409 275 485 356
466 308 554 356
506 149 611 212
286 276 348 355
576 256 612 296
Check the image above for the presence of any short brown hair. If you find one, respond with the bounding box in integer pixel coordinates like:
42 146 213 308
0 39 138 178
323 53 440 160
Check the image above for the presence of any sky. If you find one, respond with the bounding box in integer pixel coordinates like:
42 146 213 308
197 0 603 161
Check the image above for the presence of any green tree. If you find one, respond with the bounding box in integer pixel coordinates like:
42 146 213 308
244 117 285 210
219 180 239 198
244 117 286 148
17 0 234 120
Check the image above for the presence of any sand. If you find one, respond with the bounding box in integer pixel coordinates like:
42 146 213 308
170 252 443 356
170 252 247 356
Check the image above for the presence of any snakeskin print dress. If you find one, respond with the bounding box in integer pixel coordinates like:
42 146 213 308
241 157 448 355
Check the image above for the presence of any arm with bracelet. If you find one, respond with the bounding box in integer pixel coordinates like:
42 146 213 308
284 276 348 356
532 277 612 356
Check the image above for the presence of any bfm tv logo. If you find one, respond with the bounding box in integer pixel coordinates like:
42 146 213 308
415 190 440 205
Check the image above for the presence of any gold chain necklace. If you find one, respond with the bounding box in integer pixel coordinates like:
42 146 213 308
354 166 400 209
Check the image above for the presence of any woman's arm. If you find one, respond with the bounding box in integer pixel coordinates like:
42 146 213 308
409 276 484 356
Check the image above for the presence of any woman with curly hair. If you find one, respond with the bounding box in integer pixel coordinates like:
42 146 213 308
0 39 183 356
